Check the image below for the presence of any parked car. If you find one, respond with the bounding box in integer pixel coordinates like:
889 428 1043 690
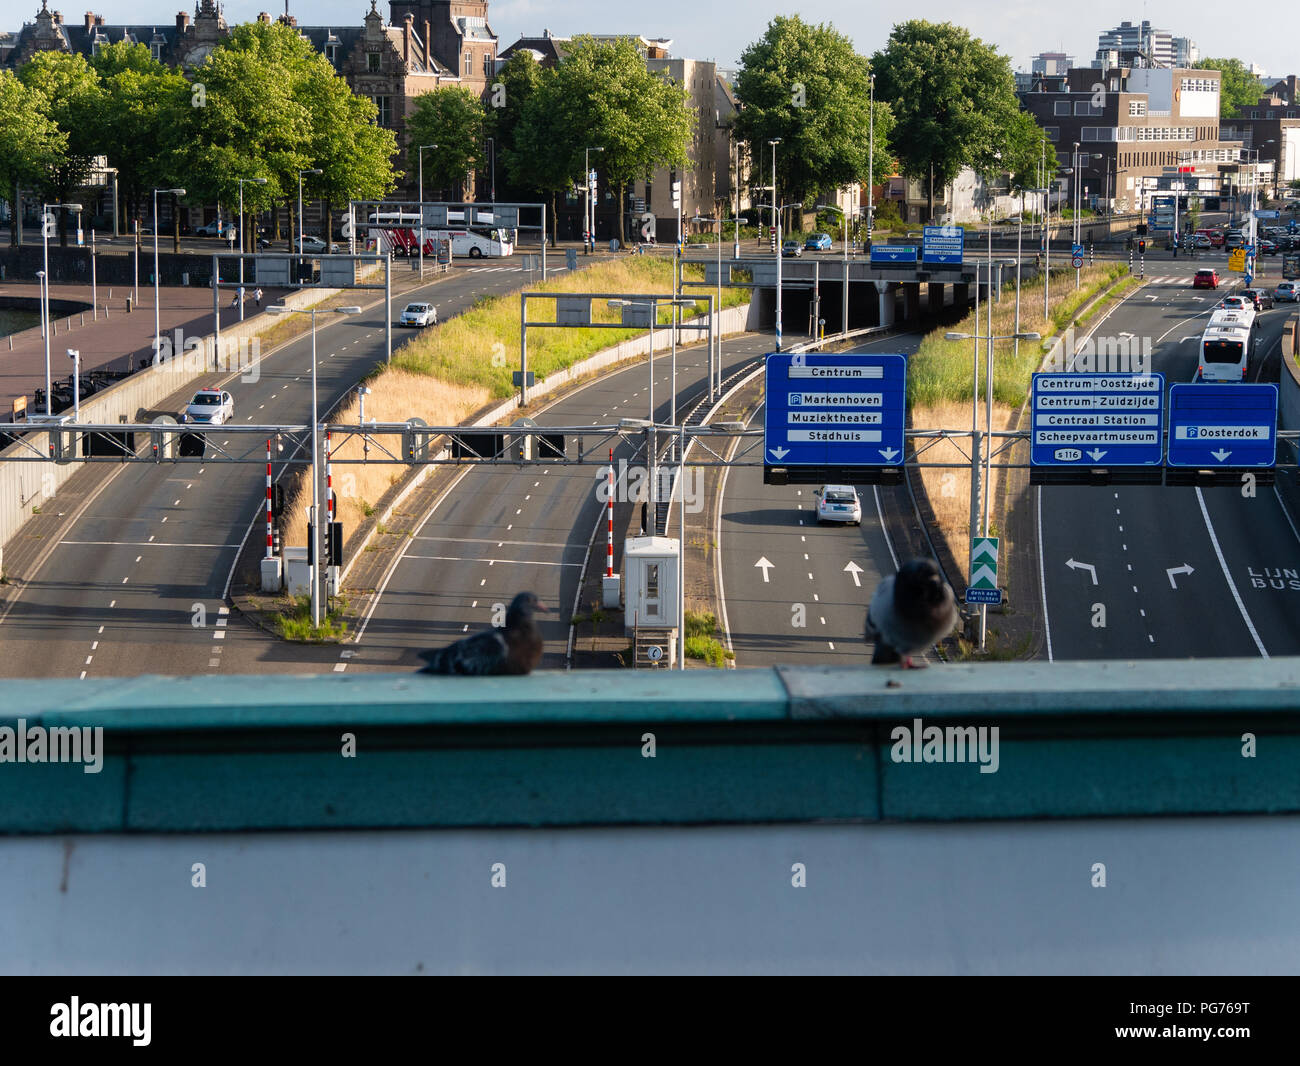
1185 233 1212 249
804 232 833 251
781 240 803 258
180 388 234 425
399 302 437 327
1193 268 1219 289
194 220 227 237
297 235 340 254
1274 281 1300 302
1241 288 1274 310
1225 231 1246 249
815 485 862 526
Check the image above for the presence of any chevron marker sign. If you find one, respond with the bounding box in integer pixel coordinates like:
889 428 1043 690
965 537 1002 605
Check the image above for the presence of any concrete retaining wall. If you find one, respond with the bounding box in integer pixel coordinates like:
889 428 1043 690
0 286 336 551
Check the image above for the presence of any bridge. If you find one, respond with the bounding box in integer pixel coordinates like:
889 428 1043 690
3 660 1298 973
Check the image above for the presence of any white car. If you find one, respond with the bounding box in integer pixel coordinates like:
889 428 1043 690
816 484 862 525
399 302 438 327
181 388 234 425
298 235 340 254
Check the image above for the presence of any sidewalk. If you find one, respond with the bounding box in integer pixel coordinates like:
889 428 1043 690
0 281 287 417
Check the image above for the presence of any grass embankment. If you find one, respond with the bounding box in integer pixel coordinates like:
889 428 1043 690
909 262 1134 576
275 594 349 641
283 257 750 549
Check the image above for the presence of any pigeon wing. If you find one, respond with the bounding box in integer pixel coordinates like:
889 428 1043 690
418 628 510 675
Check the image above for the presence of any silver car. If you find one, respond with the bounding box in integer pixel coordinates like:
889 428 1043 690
181 388 233 425
816 484 862 525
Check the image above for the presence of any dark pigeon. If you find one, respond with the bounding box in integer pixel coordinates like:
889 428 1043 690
418 592 549 675
864 558 958 668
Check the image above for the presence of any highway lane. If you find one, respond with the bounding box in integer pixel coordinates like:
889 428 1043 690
1039 267 1300 660
330 331 781 674
0 263 546 679
718 332 928 668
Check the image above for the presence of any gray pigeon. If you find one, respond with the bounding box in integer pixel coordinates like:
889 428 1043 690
418 592 549 675
864 558 957 668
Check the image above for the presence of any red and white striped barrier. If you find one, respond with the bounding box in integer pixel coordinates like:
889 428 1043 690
265 439 273 559
606 448 614 578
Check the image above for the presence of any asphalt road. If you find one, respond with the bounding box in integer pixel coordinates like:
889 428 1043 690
0 262 550 679
1038 264 1300 660
325 331 781 675
717 331 928 668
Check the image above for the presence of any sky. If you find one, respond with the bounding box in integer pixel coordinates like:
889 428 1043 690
6 0 1291 80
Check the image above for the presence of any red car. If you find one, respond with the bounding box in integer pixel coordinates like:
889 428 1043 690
1193 268 1219 289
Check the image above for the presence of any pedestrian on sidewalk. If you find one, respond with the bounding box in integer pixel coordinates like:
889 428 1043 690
254 287 263 306
230 291 241 309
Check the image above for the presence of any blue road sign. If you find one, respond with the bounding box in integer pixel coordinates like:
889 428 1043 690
1167 383 1277 468
764 353 907 465
922 227 964 265
964 588 1003 605
870 244 918 266
1030 373 1165 466
1071 243 1084 258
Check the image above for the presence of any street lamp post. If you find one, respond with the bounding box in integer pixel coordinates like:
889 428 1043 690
418 145 436 278
816 203 850 335
151 188 183 372
584 146 604 254
298 168 322 261
67 348 80 421
486 137 496 204
868 72 875 242
265 304 363 628
1073 142 1082 290
945 327 1039 650
768 139 782 349
238 177 267 322
42 202 81 414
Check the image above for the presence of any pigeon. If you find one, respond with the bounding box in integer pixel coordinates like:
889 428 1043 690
864 558 958 668
418 592 549 675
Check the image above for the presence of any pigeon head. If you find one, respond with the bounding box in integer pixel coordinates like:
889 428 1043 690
893 558 950 618
506 591 548 627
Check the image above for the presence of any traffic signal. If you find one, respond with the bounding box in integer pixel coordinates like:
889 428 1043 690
1138 239 1146 253
671 180 681 210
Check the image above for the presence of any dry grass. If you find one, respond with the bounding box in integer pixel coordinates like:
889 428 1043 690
282 369 489 548
912 399 1019 582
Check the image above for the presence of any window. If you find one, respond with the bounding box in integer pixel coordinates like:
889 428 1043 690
1044 126 1060 142
1054 101 1070 116
326 43 338 65
367 51 380 72
646 564 659 600
1129 100 1146 116
465 51 472 74
371 95 391 126
1074 101 1102 116
150 42 162 61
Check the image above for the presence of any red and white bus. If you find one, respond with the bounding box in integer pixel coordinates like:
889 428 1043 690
353 211 514 258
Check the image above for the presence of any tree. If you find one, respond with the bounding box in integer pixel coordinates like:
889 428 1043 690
542 36 695 246
512 66 584 244
733 15 892 219
405 87 486 200
1194 58 1263 119
489 50 546 204
17 51 105 244
86 57 191 230
1004 110 1058 196
0 71 66 248
872 20 1023 223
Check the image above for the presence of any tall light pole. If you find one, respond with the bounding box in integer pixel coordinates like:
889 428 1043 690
298 168 322 261
1073 142 1082 290
768 139 782 350
584 146 604 254
868 72 875 242
152 188 184 370
817 203 850 334
67 348 80 421
693 213 742 401
238 177 267 322
418 144 436 278
486 137 496 203
265 304 363 628
41 202 81 414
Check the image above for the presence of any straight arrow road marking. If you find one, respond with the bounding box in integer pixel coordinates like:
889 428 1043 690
755 557 774 582
1066 558 1098 584
844 561 863 587
1167 564 1194 589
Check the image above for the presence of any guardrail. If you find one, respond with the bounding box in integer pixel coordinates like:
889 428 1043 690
2 659 1297 833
